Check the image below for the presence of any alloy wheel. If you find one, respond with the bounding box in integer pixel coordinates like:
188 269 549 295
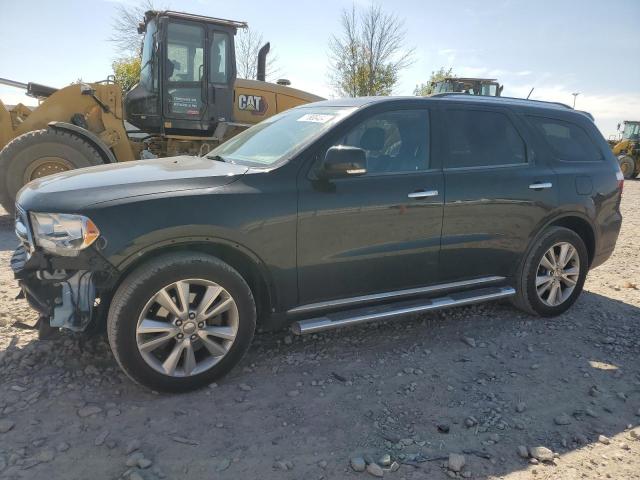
136 279 239 377
535 242 581 307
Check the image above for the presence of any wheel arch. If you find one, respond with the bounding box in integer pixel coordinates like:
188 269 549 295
530 213 597 268
108 239 277 324
48 121 116 164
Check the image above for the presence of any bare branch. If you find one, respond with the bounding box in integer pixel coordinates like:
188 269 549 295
329 2 414 97
109 0 164 57
236 27 281 81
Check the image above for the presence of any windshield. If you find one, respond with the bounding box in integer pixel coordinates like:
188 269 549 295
622 122 640 140
207 107 355 166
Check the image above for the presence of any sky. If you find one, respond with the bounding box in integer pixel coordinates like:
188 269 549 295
1 0 638 136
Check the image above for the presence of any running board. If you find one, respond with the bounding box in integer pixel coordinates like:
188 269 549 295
291 286 515 335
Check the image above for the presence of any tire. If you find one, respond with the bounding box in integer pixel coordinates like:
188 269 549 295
618 155 635 180
107 252 256 392
512 226 588 317
0 128 105 213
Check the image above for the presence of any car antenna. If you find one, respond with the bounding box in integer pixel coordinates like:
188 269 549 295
526 87 534 99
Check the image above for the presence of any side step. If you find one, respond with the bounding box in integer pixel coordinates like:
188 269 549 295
291 286 515 335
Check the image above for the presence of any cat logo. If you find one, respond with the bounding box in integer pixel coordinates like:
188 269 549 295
238 94 267 115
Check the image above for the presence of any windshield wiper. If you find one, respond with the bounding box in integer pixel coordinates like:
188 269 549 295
207 154 227 162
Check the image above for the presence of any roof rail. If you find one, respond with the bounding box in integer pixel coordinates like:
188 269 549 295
431 92 574 110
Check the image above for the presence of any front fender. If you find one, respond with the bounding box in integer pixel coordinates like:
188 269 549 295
48 121 117 163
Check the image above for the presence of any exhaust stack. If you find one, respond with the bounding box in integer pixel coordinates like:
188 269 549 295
256 42 270 82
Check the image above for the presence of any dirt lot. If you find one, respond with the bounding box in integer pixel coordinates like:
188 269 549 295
0 182 639 480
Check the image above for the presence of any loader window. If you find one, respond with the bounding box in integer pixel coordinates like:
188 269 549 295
622 122 640 141
166 22 204 116
140 19 158 91
210 32 229 84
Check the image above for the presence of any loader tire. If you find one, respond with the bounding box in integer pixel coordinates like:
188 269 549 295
618 155 635 180
0 128 105 214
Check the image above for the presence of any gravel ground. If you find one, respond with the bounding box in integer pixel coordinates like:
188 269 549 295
0 182 638 480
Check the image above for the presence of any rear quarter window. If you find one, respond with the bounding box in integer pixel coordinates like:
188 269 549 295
527 116 603 162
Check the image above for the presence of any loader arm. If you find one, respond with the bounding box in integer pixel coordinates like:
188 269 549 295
8 82 134 162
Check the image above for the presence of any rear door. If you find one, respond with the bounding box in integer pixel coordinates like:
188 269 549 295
438 105 558 281
296 107 444 305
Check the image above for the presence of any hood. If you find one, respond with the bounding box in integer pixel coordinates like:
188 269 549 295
17 155 248 212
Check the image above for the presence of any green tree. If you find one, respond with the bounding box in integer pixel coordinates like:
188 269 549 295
112 56 142 92
329 3 413 97
414 67 455 96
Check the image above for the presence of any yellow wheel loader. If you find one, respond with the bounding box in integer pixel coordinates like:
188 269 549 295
610 120 640 179
431 77 503 96
0 10 323 213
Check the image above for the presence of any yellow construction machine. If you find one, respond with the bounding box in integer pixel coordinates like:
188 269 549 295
610 120 640 179
431 77 503 97
0 10 323 212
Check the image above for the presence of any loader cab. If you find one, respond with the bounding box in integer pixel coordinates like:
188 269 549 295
621 121 640 141
432 77 503 97
125 11 244 136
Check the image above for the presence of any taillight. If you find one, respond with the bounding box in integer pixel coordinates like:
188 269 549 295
616 170 624 192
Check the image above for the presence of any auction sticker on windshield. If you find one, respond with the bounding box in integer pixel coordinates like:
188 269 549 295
297 113 335 123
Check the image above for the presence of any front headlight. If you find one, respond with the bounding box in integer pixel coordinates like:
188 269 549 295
30 213 100 256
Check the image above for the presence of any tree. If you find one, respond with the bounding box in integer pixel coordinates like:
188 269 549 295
109 0 161 92
329 3 414 97
109 0 159 57
112 57 142 92
236 27 280 81
414 67 455 96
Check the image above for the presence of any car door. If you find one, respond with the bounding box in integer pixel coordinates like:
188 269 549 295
437 105 558 282
163 21 206 122
296 107 444 306
206 27 235 124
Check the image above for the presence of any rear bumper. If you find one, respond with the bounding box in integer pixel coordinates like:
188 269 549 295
592 211 622 269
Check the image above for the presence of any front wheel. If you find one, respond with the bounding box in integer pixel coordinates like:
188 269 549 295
512 227 588 317
107 253 256 392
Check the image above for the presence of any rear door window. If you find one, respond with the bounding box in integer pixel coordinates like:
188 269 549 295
443 109 526 168
527 116 603 162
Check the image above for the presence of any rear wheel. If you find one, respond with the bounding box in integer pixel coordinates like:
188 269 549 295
618 155 635 179
0 128 104 213
512 227 588 317
107 253 256 392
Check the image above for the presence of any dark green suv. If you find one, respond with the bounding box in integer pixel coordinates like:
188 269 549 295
12 95 623 392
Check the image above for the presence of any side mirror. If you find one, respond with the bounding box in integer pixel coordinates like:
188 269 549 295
320 146 367 179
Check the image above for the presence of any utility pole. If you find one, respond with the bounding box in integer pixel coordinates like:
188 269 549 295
571 92 580 109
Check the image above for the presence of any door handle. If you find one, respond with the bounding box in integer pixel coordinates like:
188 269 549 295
408 190 439 199
529 182 552 190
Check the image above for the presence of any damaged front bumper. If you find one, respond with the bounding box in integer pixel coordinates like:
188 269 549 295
11 245 115 332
